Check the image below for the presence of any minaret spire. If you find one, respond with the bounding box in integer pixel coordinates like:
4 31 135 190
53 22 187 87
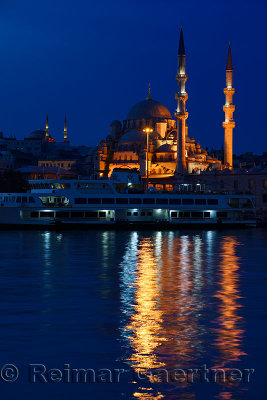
175 25 188 175
146 82 152 100
64 115 68 142
45 114 49 140
223 41 235 169
226 41 233 71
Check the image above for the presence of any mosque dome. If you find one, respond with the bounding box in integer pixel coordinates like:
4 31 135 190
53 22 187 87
120 129 146 143
110 120 122 127
28 129 46 139
156 143 176 153
126 98 172 120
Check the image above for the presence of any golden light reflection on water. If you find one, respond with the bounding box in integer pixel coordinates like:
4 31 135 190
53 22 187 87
125 237 167 371
120 231 246 399
213 236 245 367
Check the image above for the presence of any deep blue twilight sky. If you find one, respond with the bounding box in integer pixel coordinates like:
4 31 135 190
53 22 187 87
0 0 266 154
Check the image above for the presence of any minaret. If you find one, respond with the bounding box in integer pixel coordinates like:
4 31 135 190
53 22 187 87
146 82 152 100
175 26 188 175
45 114 49 140
64 116 68 142
223 42 235 169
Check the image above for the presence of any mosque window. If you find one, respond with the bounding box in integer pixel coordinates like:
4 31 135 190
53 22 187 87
263 180 267 189
155 184 164 190
248 179 254 189
165 184 173 191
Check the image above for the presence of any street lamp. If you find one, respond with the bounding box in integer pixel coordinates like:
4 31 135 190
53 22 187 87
143 127 153 189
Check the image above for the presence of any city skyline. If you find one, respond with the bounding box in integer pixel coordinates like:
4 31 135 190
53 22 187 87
0 0 266 154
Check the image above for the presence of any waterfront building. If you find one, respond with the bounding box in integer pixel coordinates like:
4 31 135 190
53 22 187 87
0 116 70 157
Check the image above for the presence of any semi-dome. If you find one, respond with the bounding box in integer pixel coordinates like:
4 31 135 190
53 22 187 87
120 129 146 143
28 129 46 139
156 143 176 153
126 98 172 120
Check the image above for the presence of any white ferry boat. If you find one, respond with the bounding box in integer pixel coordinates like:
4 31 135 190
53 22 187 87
0 178 256 228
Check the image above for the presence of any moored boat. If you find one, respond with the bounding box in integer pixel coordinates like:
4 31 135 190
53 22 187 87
0 178 256 228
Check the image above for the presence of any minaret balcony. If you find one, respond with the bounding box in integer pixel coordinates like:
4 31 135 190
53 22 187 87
224 88 235 95
175 92 188 101
223 121 235 128
175 111 188 119
223 104 235 112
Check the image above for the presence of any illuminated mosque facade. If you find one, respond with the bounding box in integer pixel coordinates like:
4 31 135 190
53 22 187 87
95 28 234 179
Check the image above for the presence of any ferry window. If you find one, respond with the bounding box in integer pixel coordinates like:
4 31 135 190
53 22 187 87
40 212 54 218
182 199 194 205
217 212 227 218
141 211 145 216
75 198 86 204
147 211 152 216
99 212 106 218
133 212 138 216
85 211 98 218
195 199 206 205
61 183 70 189
29 197 35 203
169 198 181 205
116 198 128 204
129 198 142 204
102 198 115 204
207 199 218 205
88 198 101 204
16 196 21 203
22 196 27 203
56 211 69 218
143 198 155 204
30 212 38 218
192 212 203 218
156 199 168 205
179 211 190 218
71 211 84 218
204 212 210 218
127 212 131 216
170 211 178 218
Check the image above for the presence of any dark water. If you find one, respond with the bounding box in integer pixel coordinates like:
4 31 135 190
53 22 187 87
0 228 266 399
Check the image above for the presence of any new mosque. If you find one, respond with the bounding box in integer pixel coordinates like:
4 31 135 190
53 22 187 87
95 27 234 179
